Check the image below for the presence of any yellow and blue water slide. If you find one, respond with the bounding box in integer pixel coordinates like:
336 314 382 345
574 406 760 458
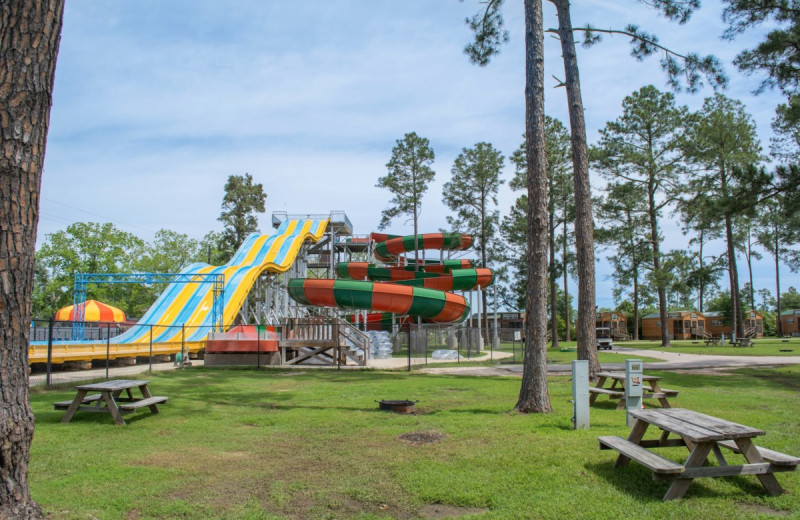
29 218 328 364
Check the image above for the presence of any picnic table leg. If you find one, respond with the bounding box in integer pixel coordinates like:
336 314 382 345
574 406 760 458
138 384 160 414
615 419 649 468
61 389 89 423
589 376 607 405
735 438 786 495
102 391 127 425
663 442 714 500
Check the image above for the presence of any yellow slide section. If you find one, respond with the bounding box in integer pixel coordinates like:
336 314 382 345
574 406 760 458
29 218 329 364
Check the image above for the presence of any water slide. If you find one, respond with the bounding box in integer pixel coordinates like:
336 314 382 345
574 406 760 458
287 232 493 324
29 218 329 364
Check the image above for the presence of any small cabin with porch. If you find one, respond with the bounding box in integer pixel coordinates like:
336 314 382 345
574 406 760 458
704 310 765 338
596 311 629 340
641 310 705 340
780 309 800 336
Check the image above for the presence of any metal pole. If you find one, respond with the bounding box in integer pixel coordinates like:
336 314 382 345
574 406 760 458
181 324 185 367
106 322 111 379
257 324 261 369
407 326 411 372
149 325 153 374
46 318 54 387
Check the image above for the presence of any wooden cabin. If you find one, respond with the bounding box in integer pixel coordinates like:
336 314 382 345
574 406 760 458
704 310 765 338
596 311 629 340
780 309 800 336
641 310 705 340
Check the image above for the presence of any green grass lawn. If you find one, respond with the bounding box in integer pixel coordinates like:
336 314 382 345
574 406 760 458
30 367 800 520
620 336 800 356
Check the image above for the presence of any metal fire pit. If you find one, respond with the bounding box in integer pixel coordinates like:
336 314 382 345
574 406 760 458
376 399 417 413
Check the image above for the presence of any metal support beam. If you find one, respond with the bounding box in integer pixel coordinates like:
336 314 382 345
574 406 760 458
72 272 225 340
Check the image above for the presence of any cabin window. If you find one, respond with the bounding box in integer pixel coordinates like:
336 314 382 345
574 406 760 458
788 318 795 324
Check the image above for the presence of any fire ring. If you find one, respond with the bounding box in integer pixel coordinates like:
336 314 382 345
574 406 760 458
376 399 417 413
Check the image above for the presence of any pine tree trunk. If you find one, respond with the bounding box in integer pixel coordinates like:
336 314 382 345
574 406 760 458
698 230 706 313
516 0 551 413
562 220 571 342
775 236 782 337
0 1 64 518
549 210 559 348
633 264 640 341
649 192 670 347
553 0 598 377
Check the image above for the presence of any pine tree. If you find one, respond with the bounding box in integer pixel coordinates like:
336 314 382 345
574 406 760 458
376 132 436 271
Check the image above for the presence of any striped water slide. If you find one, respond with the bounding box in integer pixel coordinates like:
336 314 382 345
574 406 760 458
29 218 328 363
288 232 493 324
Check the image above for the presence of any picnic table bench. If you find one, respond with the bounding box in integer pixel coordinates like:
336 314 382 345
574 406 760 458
589 371 679 409
703 337 720 346
599 408 799 500
55 379 167 425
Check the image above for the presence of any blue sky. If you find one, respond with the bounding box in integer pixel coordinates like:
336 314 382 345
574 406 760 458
39 1 797 310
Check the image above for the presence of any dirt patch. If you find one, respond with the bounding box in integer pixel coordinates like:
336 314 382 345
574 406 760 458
738 502 790 516
398 431 446 444
419 504 489 518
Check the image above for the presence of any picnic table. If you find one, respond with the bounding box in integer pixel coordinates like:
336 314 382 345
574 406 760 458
55 379 167 425
731 337 753 347
703 337 720 346
599 408 799 500
589 371 679 409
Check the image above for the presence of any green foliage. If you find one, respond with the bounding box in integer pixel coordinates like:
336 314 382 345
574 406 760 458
197 230 230 266
133 229 200 274
723 1 800 109
442 142 505 267
218 173 267 256
594 181 653 311
463 0 508 66
463 0 725 92
782 286 800 309
376 132 436 233
591 85 689 334
33 222 144 319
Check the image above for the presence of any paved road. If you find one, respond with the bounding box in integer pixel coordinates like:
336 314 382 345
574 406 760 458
417 347 800 377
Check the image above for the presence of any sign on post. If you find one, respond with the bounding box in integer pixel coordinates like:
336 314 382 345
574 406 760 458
625 359 643 427
572 360 589 429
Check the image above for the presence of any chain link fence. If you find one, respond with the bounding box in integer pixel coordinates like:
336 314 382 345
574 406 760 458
28 318 532 385
365 323 527 370
29 318 221 387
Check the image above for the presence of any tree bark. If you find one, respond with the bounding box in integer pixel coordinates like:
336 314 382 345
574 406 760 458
720 168 742 338
549 206 558 348
553 0 599 378
1 1 64 518
516 0 551 413
725 213 742 337
775 231 782 337
562 218 571 342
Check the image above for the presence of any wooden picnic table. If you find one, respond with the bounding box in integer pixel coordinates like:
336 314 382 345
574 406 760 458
599 408 799 500
703 337 720 346
589 371 679 409
55 379 167 425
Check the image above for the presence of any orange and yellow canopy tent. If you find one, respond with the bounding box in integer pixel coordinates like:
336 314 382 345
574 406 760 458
55 300 126 323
